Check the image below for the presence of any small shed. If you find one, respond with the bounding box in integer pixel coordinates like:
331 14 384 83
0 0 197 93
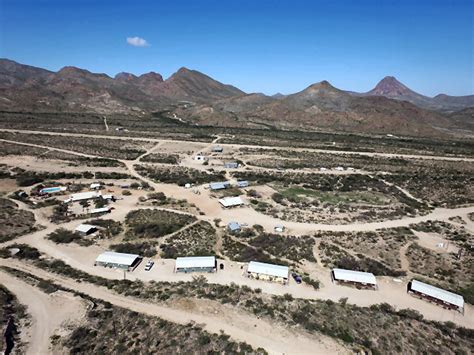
227 222 241 233
331 268 377 289
224 162 239 169
209 181 230 191
90 183 101 190
219 196 244 208
75 224 97 236
175 256 217 273
95 251 141 271
237 180 249 188
407 279 464 313
247 261 289 284
212 146 223 153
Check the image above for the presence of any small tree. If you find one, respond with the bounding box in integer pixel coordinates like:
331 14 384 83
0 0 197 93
79 200 90 212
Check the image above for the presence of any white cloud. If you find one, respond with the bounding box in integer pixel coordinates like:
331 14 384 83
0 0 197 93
126 36 149 47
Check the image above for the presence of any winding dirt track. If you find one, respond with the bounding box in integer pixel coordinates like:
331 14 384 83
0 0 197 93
0 261 348 355
0 270 86 355
1 128 473 162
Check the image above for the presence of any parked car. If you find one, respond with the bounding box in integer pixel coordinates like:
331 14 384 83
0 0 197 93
144 260 154 271
292 272 302 284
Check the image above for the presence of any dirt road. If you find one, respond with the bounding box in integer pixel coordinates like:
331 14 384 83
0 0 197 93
0 261 348 355
1 128 473 162
0 270 87 355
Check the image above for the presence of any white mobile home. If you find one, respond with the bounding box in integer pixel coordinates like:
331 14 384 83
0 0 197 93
66 191 101 203
175 256 217 273
331 268 377 289
95 251 141 271
247 261 289 284
75 224 97 236
407 280 464 313
218 196 244 208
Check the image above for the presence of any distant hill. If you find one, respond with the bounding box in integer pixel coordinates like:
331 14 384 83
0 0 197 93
175 80 456 137
0 59 244 115
354 76 474 112
0 58 472 137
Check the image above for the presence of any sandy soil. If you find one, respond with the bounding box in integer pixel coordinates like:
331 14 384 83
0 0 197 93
0 270 87 355
0 156 129 174
2 128 473 162
1 260 348 355
412 230 460 254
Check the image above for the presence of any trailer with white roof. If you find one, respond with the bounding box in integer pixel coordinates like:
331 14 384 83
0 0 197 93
331 268 377 289
247 261 289 284
175 256 217 273
95 251 142 271
407 279 464 313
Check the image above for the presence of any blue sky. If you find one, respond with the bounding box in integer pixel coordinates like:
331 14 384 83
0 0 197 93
0 0 472 96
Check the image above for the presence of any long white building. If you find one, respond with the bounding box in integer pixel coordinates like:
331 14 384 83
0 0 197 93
408 279 464 313
331 268 377 289
247 261 289 284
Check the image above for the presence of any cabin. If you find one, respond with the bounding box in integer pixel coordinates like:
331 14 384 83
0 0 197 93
227 221 241 233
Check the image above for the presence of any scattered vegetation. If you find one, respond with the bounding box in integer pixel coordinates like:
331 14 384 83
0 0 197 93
47 228 93 246
160 221 216 258
0 198 36 243
125 209 196 240
135 164 226 186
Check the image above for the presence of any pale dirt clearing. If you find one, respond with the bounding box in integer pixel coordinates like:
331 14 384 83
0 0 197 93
0 270 87 355
0 155 128 174
412 230 460 254
2 128 473 162
1 260 348 355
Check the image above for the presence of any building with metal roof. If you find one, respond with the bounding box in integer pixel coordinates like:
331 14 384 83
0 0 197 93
175 256 216 273
224 162 239 169
212 146 223 153
331 268 377 288
75 224 97 236
218 196 244 208
408 279 464 312
227 221 241 233
95 251 141 271
247 261 289 284
66 191 101 203
237 180 249 188
209 181 230 190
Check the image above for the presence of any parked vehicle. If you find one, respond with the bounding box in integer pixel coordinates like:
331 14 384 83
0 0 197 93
144 260 154 271
292 272 302 284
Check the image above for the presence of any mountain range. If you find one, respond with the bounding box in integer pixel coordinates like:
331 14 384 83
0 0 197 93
0 58 472 137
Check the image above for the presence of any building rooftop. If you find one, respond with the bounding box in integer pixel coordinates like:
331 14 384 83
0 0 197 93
410 280 464 309
247 261 289 279
332 268 377 285
176 256 216 269
68 191 101 202
75 224 97 233
227 221 241 231
96 251 140 266
209 181 230 190
219 196 244 208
